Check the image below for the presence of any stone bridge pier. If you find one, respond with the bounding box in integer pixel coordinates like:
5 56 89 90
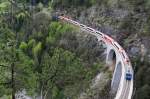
106 46 123 94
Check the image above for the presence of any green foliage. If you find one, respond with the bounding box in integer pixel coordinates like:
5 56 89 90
52 86 59 98
35 32 44 40
50 22 73 35
135 84 150 99
37 3 44 11
131 56 150 99
0 1 10 14
45 22 73 47
46 35 55 45
142 21 150 36
0 11 37 97
19 42 28 51
85 0 96 7
0 85 11 97
0 94 11 99
52 0 96 7
145 0 150 10
15 0 28 3
0 1 105 98
15 11 30 32
128 0 150 12
48 22 63 36
32 42 42 66
32 42 42 57
0 20 15 92
0 25 15 44
15 50 37 95
38 48 103 98
28 39 36 49
16 12 27 20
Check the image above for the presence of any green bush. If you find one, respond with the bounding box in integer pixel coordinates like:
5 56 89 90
52 0 96 8
46 36 56 45
0 1 10 14
19 42 28 51
142 24 150 36
28 39 36 49
32 42 42 57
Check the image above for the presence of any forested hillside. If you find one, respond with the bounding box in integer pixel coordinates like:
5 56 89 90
0 0 111 99
0 0 150 99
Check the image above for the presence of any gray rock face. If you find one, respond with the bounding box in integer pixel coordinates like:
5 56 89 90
78 73 110 99
129 46 140 56
126 37 150 61
16 90 32 99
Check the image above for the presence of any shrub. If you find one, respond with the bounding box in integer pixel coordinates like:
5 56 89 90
19 42 28 51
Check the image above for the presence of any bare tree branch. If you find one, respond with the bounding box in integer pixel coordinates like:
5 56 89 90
0 64 9 68
0 82 11 85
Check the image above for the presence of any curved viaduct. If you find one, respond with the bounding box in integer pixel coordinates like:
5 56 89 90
57 16 134 99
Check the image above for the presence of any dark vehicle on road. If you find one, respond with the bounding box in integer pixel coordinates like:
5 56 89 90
126 70 132 81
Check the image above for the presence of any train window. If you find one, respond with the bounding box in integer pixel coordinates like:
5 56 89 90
73 21 78 25
80 24 85 27
114 43 120 50
96 31 103 37
121 52 126 59
99 33 103 36
96 31 99 34
69 19 73 22
88 27 92 30
71 21 76 24
86 27 94 32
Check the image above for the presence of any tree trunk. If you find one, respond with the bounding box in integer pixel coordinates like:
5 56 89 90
12 63 15 99
41 85 44 99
